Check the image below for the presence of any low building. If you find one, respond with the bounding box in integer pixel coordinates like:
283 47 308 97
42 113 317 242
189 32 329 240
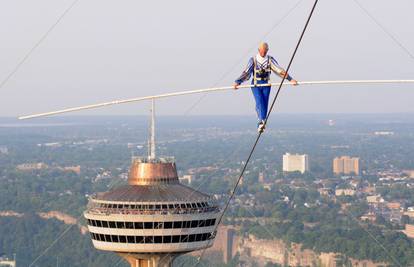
403 170 414 179
61 165 81 175
335 189 356 196
0 146 8 155
386 202 402 210
360 213 376 223
179 174 193 185
403 224 414 239
16 162 48 171
0 256 16 267
366 195 384 204
318 188 332 196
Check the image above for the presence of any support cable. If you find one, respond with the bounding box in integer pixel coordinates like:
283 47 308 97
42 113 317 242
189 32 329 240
194 0 319 265
352 0 414 60
183 0 305 115
0 0 81 91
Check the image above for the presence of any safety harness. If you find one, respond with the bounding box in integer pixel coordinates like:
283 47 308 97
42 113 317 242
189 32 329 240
253 56 272 84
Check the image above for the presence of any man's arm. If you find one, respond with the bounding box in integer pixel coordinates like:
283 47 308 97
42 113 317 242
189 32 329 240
270 57 298 85
233 58 254 90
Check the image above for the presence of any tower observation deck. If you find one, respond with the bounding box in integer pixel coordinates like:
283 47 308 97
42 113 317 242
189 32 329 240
84 100 220 267
85 157 220 266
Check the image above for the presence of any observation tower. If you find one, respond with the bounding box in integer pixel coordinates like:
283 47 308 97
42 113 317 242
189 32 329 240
84 101 221 267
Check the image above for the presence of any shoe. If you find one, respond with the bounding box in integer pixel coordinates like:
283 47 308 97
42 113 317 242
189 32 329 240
257 120 266 133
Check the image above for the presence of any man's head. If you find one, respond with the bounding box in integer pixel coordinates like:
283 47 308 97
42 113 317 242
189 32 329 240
258 42 269 57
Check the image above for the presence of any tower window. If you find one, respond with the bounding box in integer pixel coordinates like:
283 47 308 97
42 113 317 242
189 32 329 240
163 236 172 243
173 221 182 228
119 235 127 243
127 236 135 243
188 234 195 242
154 222 163 229
164 222 172 229
144 222 153 229
180 235 189 243
134 222 143 229
154 236 162 243
125 222 134 229
144 236 154 243
171 235 180 243
135 236 144 243
116 221 125 229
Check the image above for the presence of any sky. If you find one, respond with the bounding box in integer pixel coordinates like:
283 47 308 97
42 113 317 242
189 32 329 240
0 0 413 118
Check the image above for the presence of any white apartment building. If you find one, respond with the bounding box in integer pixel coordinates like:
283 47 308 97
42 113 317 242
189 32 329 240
282 153 309 174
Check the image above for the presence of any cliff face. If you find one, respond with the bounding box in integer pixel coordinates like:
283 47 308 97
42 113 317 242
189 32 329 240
240 236 319 266
190 225 388 266
238 235 387 267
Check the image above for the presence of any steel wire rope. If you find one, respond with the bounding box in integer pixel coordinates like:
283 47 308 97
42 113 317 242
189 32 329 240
194 0 320 265
351 0 414 60
183 0 305 115
0 0 81 91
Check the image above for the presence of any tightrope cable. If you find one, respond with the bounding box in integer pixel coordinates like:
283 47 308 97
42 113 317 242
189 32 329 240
193 0 319 265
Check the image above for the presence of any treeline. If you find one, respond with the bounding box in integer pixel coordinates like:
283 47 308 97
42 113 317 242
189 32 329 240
0 214 126 267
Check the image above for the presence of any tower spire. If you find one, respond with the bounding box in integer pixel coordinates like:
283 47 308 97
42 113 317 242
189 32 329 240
148 98 156 161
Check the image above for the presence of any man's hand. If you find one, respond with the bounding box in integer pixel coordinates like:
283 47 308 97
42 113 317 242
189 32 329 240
233 83 239 90
291 79 298 86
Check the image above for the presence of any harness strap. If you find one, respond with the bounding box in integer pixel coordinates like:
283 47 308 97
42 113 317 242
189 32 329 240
253 56 272 85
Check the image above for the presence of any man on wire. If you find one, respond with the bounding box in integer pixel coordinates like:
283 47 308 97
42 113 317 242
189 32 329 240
234 42 298 132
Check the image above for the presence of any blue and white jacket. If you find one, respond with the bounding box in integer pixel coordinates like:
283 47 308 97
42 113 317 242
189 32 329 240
235 54 292 85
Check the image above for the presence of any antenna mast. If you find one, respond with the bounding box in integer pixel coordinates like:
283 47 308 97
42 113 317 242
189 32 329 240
148 98 156 161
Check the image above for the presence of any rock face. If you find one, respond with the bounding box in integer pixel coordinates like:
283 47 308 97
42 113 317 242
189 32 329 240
238 235 387 267
240 235 318 266
38 211 88 234
204 227 387 267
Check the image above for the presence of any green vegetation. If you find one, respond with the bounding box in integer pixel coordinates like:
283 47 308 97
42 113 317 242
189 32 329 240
0 215 126 267
240 188 414 265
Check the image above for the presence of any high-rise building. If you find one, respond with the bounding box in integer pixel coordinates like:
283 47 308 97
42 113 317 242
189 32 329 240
333 156 360 175
282 153 309 174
